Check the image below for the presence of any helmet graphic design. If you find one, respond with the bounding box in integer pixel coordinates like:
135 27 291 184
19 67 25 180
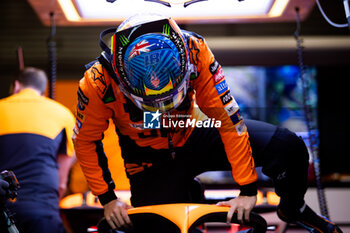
124 35 181 95
110 14 191 112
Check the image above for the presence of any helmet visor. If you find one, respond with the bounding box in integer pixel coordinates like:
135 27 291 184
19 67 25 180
130 71 190 112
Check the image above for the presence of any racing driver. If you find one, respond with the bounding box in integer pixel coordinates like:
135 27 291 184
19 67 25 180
73 14 342 233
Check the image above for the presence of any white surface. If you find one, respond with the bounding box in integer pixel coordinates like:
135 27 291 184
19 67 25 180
304 187 350 223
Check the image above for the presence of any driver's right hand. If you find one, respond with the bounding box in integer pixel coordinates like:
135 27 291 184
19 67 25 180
103 198 133 229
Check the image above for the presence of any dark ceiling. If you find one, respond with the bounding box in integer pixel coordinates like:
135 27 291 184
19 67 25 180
0 0 349 97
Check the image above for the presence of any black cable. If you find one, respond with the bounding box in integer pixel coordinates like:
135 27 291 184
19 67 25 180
315 0 349 29
47 12 57 100
294 7 329 219
0 209 19 233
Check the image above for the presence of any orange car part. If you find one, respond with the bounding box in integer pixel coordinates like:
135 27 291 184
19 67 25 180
127 203 230 233
59 190 280 209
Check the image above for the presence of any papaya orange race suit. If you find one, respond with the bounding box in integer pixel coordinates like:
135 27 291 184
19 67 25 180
73 31 309 209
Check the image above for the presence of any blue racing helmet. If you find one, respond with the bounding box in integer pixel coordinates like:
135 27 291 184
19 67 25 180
111 15 191 112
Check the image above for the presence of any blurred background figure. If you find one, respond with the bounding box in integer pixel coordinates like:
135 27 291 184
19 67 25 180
0 67 75 233
0 180 9 197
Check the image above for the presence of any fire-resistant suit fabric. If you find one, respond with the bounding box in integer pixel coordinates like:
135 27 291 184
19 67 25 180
73 30 257 205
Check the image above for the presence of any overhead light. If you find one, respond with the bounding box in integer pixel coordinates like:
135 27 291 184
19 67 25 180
56 0 287 23
57 0 81 22
29 0 315 26
269 0 289 17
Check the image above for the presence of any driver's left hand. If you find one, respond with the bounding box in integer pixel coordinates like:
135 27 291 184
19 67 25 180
216 195 257 223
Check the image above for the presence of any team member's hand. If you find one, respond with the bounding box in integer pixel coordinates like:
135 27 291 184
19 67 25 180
216 195 257 223
0 179 9 196
58 183 67 200
103 198 133 229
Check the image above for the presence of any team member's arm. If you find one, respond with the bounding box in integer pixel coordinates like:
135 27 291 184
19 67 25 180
73 63 132 229
188 33 257 222
57 105 76 199
57 153 75 199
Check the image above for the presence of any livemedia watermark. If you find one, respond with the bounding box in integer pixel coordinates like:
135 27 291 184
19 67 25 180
143 110 221 129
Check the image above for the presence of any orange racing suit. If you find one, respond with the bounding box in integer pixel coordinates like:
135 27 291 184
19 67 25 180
73 31 257 205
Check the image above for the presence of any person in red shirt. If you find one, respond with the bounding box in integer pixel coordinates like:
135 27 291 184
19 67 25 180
73 14 342 233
